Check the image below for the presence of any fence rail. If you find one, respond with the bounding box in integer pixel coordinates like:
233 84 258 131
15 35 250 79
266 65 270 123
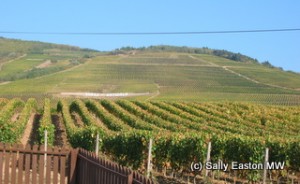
0 143 155 184
0 143 70 184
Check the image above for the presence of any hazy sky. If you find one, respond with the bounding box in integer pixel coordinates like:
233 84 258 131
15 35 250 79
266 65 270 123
1 0 299 72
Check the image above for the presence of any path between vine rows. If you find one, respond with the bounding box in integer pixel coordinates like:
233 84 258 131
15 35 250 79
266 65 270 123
52 114 70 148
21 114 40 145
20 113 70 148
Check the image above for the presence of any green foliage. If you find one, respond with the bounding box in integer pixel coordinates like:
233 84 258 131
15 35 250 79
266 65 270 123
13 98 37 141
222 136 265 182
101 100 157 131
134 101 211 133
70 125 104 151
22 67 67 79
102 131 151 169
85 100 129 131
116 100 187 132
57 99 106 149
266 141 288 164
152 135 172 168
0 98 8 109
0 37 98 83
223 136 264 163
113 45 258 64
288 142 300 171
210 135 226 162
1 48 300 104
70 100 94 126
261 61 283 70
0 37 97 56
38 98 55 145
212 49 257 63
57 100 77 137
168 134 206 171
2 98 300 181
0 98 24 142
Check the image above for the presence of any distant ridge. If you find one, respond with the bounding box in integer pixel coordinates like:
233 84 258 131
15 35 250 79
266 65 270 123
0 37 98 58
0 37 300 104
112 45 287 71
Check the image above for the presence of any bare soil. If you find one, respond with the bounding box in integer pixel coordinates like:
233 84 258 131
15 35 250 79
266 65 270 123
0 81 11 85
20 113 70 147
52 114 70 148
20 113 36 145
36 60 51 68
71 112 84 127
89 112 111 132
10 113 20 122
27 114 42 145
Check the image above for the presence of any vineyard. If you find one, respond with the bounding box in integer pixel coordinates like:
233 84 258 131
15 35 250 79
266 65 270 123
1 98 300 182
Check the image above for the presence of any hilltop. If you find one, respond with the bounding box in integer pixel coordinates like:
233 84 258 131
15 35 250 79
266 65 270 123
0 37 98 58
0 37 99 81
0 37 300 104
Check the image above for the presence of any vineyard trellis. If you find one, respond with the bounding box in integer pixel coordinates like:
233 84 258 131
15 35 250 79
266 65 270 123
0 98 300 182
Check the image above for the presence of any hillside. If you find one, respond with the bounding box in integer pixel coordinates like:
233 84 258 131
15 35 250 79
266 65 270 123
0 38 300 104
0 37 99 81
0 37 97 56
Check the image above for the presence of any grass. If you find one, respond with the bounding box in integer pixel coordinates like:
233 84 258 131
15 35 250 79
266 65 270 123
0 47 300 104
0 57 42 77
228 67 300 89
0 53 89 81
193 54 300 89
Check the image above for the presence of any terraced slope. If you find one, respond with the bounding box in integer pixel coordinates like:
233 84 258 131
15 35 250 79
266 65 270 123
1 38 300 104
1 51 300 104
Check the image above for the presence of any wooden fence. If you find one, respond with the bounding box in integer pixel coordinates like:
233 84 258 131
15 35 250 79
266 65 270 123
71 149 154 184
0 143 155 184
0 143 70 184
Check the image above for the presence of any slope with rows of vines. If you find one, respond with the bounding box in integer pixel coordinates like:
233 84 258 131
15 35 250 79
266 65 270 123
1 98 300 182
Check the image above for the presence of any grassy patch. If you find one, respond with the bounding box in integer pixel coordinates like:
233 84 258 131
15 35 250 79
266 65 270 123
0 51 300 104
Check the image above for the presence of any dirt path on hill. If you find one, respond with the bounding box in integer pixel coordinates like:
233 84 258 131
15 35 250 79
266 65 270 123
36 60 51 68
222 66 299 91
145 83 161 101
58 92 151 98
188 55 219 66
21 114 40 145
0 81 11 85
0 54 27 71
52 114 70 148
36 58 88 80
189 55 300 92
222 66 260 84
0 54 26 86
98 62 218 67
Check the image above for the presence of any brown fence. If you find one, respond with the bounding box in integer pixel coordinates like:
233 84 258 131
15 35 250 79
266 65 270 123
0 143 155 184
70 148 154 184
0 143 70 184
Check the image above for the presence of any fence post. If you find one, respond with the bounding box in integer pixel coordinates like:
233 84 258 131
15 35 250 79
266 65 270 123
44 130 48 149
127 171 133 184
205 142 211 177
95 133 99 156
69 149 79 184
44 130 48 165
263 148 269 184
43 130 48 180
147 138 153 178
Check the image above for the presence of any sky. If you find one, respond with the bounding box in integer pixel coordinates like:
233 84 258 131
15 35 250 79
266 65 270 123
0 0 300 72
